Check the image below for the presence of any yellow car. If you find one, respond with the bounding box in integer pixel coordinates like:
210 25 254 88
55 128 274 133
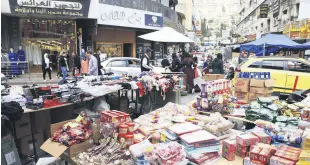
235 57 310 93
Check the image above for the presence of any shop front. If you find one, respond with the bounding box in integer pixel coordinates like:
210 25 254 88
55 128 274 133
1 0 91 72
93 3 163 58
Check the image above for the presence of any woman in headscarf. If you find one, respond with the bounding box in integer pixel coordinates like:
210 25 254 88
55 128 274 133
212 53 224 74
182 52 195 93
42 53 52 81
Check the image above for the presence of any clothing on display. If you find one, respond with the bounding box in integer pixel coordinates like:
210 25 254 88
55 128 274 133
8 51 19 76
17 48 27 73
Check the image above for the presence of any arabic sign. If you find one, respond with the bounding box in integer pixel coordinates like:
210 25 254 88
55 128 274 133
97 4 163 30
259 4 269 18
9 0 90 17
270 0 280 17
145 14 163 27
283 19 310 39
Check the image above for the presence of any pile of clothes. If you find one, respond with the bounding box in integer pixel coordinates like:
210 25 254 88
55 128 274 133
246 97 280 122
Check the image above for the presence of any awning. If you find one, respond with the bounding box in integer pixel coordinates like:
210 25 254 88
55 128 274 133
138 27 194 43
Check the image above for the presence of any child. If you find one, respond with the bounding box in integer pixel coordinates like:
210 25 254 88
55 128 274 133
226 67 235 80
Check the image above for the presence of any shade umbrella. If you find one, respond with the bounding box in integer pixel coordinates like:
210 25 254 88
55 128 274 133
302 41 310 49
138 27 194 43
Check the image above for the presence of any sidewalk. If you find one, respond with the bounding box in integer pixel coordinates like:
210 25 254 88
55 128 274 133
4 72 73 85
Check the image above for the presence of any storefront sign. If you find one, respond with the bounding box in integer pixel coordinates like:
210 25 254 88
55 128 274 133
271 0 280 17
283 19 310 39
9 0 90 17
98 4 163 30
145 14 163 27
259 4 269 18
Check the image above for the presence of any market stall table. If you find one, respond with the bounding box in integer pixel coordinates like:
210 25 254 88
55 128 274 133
13 87 123 164
198 111 256 124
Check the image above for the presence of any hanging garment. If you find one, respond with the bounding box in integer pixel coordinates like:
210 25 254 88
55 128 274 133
17 49 27 73
81 59 89 74
1 53 9 76
8 52 19 76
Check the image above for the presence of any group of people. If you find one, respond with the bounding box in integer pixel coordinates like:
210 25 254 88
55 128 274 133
42 50 102 83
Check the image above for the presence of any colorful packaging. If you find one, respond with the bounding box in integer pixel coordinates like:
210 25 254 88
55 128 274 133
279 145 302 155
244 157 265 165
258 148 273 164
237 134 259 146
274 150 299 162
250 146 262 162
236 143 248 158
222 139 236 161
251 131 271 144
270 156 295 165
299 150 310 162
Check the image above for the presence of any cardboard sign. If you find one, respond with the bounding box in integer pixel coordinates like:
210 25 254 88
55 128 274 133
234 78 250 92
203 74 225 81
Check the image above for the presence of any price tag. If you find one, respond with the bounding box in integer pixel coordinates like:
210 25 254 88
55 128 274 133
160 133 166 142
75 115 83 122
5 151 16 165
145 146 153 152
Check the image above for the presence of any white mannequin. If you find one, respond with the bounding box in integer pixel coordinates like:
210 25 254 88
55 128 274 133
10 48 13 53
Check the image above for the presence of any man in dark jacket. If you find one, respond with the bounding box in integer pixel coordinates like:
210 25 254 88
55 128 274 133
72 52 81 76
212 53 224 74
141 48 153 72
171 53 181 72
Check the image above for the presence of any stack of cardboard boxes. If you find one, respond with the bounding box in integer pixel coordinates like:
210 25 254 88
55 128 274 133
234 78 274 103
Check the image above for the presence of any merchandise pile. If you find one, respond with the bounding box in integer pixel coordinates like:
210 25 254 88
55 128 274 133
245 97 280 122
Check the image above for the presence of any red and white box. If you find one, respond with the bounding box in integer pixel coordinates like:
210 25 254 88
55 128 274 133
237 134 259 146
236 143 248 158
258 148 274 164
251 131 271 144
250 146 262 162
222 139 236 161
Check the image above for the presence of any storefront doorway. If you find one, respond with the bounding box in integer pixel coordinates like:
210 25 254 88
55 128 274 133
20 19 77 73
123 44 132 57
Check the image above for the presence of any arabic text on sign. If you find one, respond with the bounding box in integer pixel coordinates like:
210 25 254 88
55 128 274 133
17 0 82 10
101 11 126 21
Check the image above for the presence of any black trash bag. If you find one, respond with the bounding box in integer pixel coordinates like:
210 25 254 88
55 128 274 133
194 84 201 93
1 101 24 121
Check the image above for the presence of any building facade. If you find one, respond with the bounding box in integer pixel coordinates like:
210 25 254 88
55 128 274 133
234 0 309 43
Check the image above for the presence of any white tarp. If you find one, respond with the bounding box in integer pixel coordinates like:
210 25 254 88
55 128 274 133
138 27 194 43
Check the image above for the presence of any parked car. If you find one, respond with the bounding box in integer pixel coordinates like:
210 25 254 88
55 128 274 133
235 56 310 94
101 57 171 77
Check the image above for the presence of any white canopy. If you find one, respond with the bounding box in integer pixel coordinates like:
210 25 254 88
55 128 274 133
138 27 194 43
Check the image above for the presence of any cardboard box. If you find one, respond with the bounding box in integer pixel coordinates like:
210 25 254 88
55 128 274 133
34 110 51 133
244 157 264 165
222 139 236 161
250 87 273 94
10 113 31 139
234 78 250 92
279 145 302 154
275 150 299 162
299 150 310 162
270 156 295 165
235 91 249 103
203 74 225 81
250 79 274 88
16 132 44 157
249 93 271 102
251 131 271 144
40 120 93 158
237 134 259 146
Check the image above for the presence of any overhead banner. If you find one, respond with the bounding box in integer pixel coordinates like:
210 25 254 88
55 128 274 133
271 0 280 17
9 0 91 17
97 4 163 30
259 4 269 18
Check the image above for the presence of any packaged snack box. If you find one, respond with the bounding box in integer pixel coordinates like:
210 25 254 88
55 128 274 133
222 139 236 161
237 134 259 146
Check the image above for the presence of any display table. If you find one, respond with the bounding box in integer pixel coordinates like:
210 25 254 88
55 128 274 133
16 87 123 164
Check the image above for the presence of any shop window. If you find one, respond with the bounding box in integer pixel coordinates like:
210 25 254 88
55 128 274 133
128 59 141 67
248 61 262 68
97 42 123 57
287 61 310 73
109 60 127 67
262 60 284 70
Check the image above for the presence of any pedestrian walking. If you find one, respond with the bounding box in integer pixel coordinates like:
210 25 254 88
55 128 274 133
182 52 195 93
212 53 224 74
42 53 52 81
59 52 69 82
94 50 103 75
141 48 153 72
86 50 98 76
72 52 81 76
81 57 89 76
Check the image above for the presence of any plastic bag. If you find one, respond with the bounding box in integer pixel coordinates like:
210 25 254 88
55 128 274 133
93 97 110 112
